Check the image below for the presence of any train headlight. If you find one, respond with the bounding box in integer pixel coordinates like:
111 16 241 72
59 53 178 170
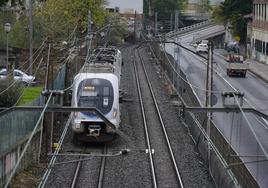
113 108 118 118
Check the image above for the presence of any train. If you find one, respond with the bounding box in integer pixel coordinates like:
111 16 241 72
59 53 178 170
71 47 122 142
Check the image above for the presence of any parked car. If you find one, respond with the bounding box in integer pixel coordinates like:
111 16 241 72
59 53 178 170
0 69 36 85
196 43 208 53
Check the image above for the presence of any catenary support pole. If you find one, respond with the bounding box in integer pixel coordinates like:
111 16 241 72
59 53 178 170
29 0 33 74
207 42 213 168
155 12 158 35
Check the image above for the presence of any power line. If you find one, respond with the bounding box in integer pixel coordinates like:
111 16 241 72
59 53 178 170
0 44 45 96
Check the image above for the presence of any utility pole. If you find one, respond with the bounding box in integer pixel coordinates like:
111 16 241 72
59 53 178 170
210 43 214 111
206 41 213 169
29 0 33 74
170 13 173 31
85 10 93 62
45 43 51 91
174 10 179 32
88 10 91 37
148 0 153 17
155 12 158 35
87 10 92 53
134 10 137 40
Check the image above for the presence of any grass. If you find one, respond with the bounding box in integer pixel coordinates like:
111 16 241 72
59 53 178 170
17 86 43 106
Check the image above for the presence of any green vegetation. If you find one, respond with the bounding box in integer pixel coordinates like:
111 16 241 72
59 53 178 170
17 86 43 106
0 0 108 48
213 0 253 43
0 79 23 107
199 0 212 13
144 0 187 19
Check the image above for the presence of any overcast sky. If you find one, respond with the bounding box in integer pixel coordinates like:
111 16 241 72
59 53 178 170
106 0 223 14
106 0 143 14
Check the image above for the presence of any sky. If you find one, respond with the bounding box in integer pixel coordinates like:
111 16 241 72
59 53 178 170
106 0 223 14
106 0 143 14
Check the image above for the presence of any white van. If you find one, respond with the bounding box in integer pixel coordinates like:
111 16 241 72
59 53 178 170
196 43 208 53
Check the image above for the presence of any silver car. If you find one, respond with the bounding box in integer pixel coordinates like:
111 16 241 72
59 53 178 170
0 69 36 85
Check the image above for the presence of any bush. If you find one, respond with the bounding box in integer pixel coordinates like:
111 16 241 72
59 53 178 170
0 78 23 107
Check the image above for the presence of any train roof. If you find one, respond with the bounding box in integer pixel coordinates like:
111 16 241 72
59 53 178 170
80 63 114 74
93 47 120 56
89 55 116 64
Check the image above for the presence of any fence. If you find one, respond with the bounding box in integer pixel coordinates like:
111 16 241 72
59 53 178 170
0 61 67 187
0 98 42 155
151 44 259 188
53 63 66 90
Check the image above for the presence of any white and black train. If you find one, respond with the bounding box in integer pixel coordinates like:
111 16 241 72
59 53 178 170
71 47 122 142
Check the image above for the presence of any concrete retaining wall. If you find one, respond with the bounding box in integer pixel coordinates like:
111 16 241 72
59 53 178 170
0 131 40 187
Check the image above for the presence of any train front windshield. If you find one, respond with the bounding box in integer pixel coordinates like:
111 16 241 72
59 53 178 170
77 78 114 114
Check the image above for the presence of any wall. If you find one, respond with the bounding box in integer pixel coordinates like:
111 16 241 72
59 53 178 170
252 0 268 64
0 132 40 187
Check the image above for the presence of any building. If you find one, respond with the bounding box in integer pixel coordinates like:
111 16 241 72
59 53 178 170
252 0 268 64
106 0 143 14
105 1 143 33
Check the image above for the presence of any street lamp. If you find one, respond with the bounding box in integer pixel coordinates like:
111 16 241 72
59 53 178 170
4 23 11 73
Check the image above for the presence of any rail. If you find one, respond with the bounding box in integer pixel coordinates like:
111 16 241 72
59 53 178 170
136 47 185 187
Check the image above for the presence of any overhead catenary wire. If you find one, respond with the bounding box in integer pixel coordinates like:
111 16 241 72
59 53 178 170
4 92 54 188
0 44 45 96
38 114 73 188
140 31 220 94
233 95 268 160
145 34 240 186
13 57 45 106
158 38 228 94
155 32 268 162
3 42 45 78
37 18 117 187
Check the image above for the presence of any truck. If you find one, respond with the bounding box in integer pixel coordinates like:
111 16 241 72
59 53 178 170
225 54 249 77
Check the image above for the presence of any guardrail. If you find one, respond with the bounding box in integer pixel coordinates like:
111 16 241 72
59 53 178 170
166 20 213 38
191 29 225 44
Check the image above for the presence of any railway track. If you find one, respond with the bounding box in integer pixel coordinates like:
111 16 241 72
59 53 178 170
39 132 108 188
133 47 184 188
70 145 107 188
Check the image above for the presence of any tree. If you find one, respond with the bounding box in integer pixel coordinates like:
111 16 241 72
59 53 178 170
0 0 7 7
34 0 107 41
199 0 212 13
213 0 253 43
144 0 187 20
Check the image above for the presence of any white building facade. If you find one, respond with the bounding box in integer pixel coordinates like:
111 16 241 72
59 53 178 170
252 0 268 64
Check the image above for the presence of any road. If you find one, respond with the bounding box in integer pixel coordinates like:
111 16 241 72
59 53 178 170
164 24 268 187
